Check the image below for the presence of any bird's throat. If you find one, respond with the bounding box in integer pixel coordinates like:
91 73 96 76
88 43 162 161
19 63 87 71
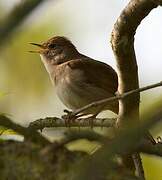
40 54 56 74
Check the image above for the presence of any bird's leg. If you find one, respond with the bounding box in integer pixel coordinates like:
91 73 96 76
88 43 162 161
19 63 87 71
88 105 105 128
62 109 84 126
62 110 77 127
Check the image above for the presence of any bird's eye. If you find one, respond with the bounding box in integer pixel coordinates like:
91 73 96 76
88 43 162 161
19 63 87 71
48 44 56 49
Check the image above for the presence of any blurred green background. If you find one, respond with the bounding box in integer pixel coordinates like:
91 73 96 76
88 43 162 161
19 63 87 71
0 0 162 179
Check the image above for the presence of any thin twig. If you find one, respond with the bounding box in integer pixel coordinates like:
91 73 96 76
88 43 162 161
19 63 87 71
132 153 145 179
71 81 162 116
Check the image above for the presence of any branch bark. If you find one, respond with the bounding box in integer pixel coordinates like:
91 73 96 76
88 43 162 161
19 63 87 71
111 0 159 127
0 115 50 146
140 143 162 157
29 117 116 130
110 0 162 178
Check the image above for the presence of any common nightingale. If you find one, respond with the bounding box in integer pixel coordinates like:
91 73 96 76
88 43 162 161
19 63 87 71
30 36 118 115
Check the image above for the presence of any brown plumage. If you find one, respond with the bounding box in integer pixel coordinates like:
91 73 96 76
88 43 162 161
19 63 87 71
30 36 118 114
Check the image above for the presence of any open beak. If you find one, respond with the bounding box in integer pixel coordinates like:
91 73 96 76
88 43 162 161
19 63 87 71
29 43 44 53
30 43 43 47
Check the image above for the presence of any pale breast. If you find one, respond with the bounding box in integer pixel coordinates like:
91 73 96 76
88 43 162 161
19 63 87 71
55 66 86 110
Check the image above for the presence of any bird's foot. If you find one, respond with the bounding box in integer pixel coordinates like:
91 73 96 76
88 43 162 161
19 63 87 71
62 109 78 127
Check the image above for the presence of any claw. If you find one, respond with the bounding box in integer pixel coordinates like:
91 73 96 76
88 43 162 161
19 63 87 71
62 109 77 127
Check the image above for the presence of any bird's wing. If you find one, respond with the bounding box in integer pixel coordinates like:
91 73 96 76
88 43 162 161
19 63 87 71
67 57 118 95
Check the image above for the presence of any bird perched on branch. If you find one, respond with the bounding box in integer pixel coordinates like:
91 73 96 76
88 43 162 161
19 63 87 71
30 36 118 115
30 36 156 173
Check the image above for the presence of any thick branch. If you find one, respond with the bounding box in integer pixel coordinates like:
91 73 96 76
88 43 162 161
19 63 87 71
110 1 161 178
29 117 116 130
111 0 159 126
0 115 50 146
62 130 109 145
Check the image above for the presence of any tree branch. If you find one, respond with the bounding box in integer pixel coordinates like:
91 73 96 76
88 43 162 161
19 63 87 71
0 115 50 146
111 0 159 126
29 117 116 130
132 153 144 178
69 81 162 117
72 104 162 180
110 0 162 178
62 130 109 146
139 143 162 157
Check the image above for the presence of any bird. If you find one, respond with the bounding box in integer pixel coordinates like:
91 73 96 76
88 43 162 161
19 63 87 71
30 36 156 172
30 36 119 116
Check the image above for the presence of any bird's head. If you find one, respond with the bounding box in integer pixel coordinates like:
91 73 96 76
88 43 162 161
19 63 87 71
30 36 79 65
